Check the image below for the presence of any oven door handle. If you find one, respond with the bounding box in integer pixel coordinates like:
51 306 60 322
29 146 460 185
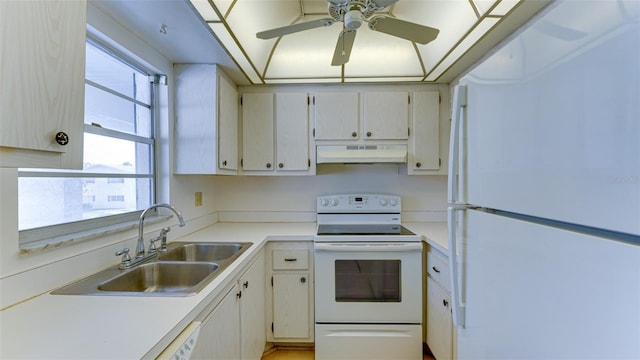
314 243 423 252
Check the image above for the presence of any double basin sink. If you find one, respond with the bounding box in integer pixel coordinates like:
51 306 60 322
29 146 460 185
52 242 251 297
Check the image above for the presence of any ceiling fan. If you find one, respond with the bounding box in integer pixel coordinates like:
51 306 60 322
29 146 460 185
256 0 439 66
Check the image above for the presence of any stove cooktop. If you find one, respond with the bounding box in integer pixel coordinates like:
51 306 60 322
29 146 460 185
316 224 416 236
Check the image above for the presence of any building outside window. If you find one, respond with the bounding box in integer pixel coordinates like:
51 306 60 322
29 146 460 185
18 38 159 247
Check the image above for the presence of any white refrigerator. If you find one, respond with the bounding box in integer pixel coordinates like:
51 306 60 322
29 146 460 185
447 1 640 359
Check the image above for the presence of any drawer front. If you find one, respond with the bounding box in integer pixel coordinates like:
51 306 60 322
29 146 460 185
427 248 451 292
273 249 309 270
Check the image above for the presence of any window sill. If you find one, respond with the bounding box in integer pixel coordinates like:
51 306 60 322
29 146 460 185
19 215 172 254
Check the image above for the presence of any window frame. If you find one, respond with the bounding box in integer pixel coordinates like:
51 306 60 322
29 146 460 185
17 36 162 249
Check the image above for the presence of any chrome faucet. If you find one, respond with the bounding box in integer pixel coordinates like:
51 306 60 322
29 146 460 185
136 204 186 258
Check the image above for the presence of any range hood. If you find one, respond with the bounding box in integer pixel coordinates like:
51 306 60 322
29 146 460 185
316 145 407 164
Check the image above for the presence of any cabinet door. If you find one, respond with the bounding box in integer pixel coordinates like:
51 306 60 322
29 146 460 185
239 253 266 360
218 73 239 171
0 0 86 169
272 272 310 339
410 91 440 172
363 92 409 140
276 93 309 171
242 93 274 171
192 284 241 360
313 92 359 140
426 277 452 360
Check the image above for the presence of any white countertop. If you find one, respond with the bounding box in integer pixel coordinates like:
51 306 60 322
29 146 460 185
0 221 446 359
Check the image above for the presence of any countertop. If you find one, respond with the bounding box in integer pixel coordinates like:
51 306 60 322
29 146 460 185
0 221 446 359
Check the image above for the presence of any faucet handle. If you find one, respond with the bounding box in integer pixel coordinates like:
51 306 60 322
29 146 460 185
115 248 131 267
148 237 161 254
158 227 171 252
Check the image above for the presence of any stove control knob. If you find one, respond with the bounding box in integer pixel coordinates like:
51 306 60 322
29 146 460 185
330 198 339 206
389 198 398 206
379 198 388 206
320 198 329 207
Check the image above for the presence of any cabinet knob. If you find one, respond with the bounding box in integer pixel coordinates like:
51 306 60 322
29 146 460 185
300 277 307 283
278 163 284 169
416 162 422 168
443 299 449 307
266 163 272 169
55 132 69 146
366 131 372 137
351 132 357 138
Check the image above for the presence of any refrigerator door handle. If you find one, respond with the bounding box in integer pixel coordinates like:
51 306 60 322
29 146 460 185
448 207 466 327
447 85 467 205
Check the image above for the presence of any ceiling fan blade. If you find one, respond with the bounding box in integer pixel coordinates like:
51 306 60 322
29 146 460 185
369 0 400 10
331 30 357 66
368 16 439 44
257 18 335 39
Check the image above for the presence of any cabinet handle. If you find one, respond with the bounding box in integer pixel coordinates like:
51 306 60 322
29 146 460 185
443 299 449 307
243 281 249 288
284 258 298 262
432 266 440 273
266 163 272 169
237 291 242 299
416 162 422 168
351 132 357 138
278 163 284 169
55 132 69 146
300 277 307 283
366 131 372 137
222 160 227 167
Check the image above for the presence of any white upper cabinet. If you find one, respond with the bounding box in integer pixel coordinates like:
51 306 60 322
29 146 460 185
409 91 441 173
313 92 360 140
363 91 409 140
242 93 274 171
276 93 310 171
0 0 86 169
313 91 410 141
241 92 313 175
174 64 238 174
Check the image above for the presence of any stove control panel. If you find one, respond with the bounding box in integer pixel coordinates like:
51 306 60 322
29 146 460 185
317 194 401 213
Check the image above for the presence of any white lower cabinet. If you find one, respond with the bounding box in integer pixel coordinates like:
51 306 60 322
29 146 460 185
425 245 454 360
187 251 266 360
266 241 314 343
191 283 241 360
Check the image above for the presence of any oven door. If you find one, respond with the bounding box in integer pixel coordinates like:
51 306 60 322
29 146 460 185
314 242 423 324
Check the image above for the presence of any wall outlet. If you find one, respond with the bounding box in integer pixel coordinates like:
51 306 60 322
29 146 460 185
195 192 203 207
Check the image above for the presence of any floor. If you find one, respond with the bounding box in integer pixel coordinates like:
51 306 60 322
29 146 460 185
261 347 436 360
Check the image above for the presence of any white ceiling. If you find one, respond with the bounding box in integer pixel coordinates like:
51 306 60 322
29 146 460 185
89 0 552 86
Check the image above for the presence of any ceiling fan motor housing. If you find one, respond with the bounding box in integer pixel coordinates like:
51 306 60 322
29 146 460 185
344 10 364 30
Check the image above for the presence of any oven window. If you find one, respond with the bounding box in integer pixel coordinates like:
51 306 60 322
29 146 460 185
335 260 401 302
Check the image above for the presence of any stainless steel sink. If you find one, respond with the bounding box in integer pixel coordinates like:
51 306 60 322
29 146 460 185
158 242 250 262
52 242 252 297
97 262 219 294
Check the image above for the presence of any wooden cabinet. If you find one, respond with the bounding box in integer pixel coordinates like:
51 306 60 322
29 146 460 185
424 245 453 360
174 64 238 174
266 242 314 343
0 0 86 169
409 91 441 174
313 91 409 141
239 252 266 360
363 91 409 140
313 92 360 140
241 92 313 175
191 284 242 360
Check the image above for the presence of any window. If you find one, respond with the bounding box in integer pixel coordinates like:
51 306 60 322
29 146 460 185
18 38 158 247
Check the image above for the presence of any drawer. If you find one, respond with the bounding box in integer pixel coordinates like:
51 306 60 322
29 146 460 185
273 249 309 270
427 248 451 293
